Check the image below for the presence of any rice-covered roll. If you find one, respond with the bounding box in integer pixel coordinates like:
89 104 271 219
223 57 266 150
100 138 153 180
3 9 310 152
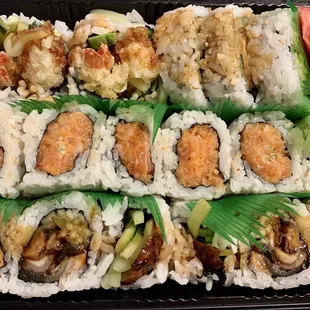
169 199 235 289
154 5 210 107
68 10 159 99
153 110 231 200
199 5 254 107
0 14 67 97
98 105 163 196
229 112 303 194
246 8 310 105
227 199 310 290
0 103 26 198
5 191 103 298
20 101 106 196
98 195 174 290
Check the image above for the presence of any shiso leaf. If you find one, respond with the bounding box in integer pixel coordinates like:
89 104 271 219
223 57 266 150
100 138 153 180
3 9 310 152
186 193 302 250
82 191 125 209
0 197 32 223
128 196 167 243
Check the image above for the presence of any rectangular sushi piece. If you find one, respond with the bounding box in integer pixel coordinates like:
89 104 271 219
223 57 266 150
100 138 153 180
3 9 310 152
4 191 103 298
98 195 174 289
227 198 310 290
0 103 26 198
20 99 106 196
153 110 231 200
68 9 160 100
246 7 310 105
229 111 304 194
98 104 166 196
154 5 210 107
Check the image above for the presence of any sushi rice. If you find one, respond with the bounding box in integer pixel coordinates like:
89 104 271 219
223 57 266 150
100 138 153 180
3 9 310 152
20 102 105 196
229 111 304 194
6 191 103 298
0 103 26 198
153 110 231 200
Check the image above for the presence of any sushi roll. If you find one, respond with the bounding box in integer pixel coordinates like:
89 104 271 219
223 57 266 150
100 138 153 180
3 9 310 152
98 104 163 196
0 15 67 97
68 10 159 99
153 110 231 200
169 199 235 289
229 112 303 194
6 191 103 298
227 199 310 290
20 100 106 196
0 103 26 198
154 5 210 107
246 8 310 105
199 5 254 107
99 195 174 289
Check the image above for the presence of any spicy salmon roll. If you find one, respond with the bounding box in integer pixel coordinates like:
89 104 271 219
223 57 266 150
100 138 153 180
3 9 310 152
229 112 303 194
153 110 231 200
6 191 103 298
154 5 210 107
98 195 174 289
68 10 159 99
20 100 106 196
0 103 26 198
98 105 163 196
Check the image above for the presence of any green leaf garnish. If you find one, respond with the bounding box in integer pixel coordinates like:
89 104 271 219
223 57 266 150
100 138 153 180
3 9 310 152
186 193 302 250
82 191 125 209
128 196 167 243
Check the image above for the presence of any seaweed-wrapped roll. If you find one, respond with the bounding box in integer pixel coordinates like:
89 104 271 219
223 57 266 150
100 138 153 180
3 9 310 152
20 100 105 196
154 110 231 200
6 191 103 298
229 112 303 194
98 195 174 289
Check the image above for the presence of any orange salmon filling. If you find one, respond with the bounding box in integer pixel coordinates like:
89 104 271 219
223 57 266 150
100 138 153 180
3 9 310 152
176 124 224 188
240 123 292 184
36 112 94 176
0 147 4 169
115 121 154 185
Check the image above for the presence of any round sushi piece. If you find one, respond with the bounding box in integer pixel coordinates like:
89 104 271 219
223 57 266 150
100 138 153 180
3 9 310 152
68 10 159 99
153 110 231 200
98 105 160 196
199 5 254 107
98 195 174 290
246 8 310 105
0 103 26 198
169 200 235 289
154 5 210 107
227 199 310 290
6 191 103 298
20 101 106 196
229 112 303 194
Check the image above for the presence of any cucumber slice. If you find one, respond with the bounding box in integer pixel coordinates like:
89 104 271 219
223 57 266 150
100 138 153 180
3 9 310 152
188 199 211 238
5 16 19 32
199 228 214 238
112 255 131 272
128 210 144 225
109 269 121 288
88 33 117 50
219 249 233 257
90 9 129 24
127 218 154 264
101 268 112 290
17 22 29 32
0 18 9 48
205 236 213 243
120 230 143 260
115 221 136 254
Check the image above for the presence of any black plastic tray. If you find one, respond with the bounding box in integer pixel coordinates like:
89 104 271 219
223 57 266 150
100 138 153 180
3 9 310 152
3 0 310 308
